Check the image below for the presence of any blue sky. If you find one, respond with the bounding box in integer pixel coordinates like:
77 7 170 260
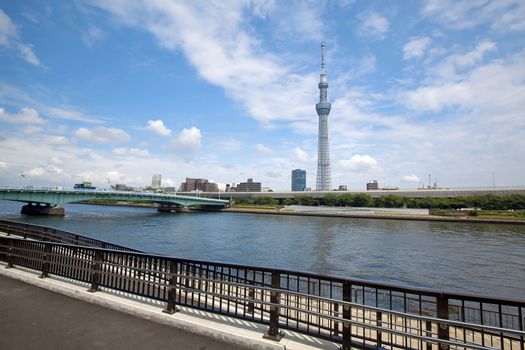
0 0 524 190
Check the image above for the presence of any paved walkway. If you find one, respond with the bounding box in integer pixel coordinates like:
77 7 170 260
0 275 247 350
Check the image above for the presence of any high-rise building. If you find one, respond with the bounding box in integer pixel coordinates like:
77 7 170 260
291 169 306 191
151 174 162 189
316 42 332 191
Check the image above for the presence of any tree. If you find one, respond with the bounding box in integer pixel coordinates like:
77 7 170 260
352 193 373 207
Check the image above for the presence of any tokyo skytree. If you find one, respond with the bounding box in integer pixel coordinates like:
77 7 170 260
315 42 332 191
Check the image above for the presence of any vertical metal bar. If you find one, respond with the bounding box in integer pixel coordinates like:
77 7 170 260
163 259 179 314
342 282 352 350
437 295 450 350
39 243 51 278
376 309 383 348
499 304 504 350
480 302 485 348
88 250 102 292
426 320 432 350
264 270 283 341
6 239 13 268
518 306 524 350
247 269 254 315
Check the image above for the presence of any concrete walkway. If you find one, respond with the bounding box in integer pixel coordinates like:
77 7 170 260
0 263 339 350
0 274 247 350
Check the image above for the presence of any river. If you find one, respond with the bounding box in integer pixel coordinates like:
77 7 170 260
1 201 524 299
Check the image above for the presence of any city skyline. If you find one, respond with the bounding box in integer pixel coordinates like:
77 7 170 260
1 1 524 191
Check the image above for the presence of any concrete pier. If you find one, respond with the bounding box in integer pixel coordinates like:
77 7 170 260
21 203 65 216
157 204 190 213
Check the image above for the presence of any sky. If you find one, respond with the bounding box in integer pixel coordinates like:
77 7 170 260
0 0 524 191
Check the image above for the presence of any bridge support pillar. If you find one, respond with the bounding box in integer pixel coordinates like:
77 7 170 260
157 204 190 213
21 203 65 216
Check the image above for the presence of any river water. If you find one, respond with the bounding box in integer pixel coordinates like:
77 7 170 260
1 201 524 299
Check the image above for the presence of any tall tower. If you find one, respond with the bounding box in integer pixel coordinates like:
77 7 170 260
316 42 332 191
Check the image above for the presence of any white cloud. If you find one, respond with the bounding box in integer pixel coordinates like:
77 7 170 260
145 119 172 136
339 155 380 172
74 127 130 144
21 125 43 135
422 0 525 31
401 174 421 183
294 147 310 162
0 161 6 169
0 9 41 66
47 136 68 145
82 26 105 47
217 137 241 150
113 147 150 157
46 106 105 124
402 45 522 113
170 127 201 161
87 1 317 127
27 167 46 177
0 107 46 124
403 36 431 60
359 12 389 39
256 144 273 154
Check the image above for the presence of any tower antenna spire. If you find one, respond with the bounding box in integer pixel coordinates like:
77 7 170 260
321 42 326 74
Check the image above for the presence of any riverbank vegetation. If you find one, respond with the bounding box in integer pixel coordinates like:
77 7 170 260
233 194 525 211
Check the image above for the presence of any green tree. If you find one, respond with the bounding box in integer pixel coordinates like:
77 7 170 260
352 193 373 207
254 197 277 205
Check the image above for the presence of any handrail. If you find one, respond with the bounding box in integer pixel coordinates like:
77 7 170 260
2 239 524 340
1 219 523 305
1 219 524 350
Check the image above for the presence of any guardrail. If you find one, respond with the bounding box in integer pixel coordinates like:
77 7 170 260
0 219 524 349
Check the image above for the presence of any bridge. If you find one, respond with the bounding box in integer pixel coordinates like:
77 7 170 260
0 187 229 216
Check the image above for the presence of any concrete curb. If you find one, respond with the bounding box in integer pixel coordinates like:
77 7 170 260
0 266 285 350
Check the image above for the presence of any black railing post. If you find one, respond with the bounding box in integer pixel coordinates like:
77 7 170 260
437 295 450 350
264 271 283 341
376 310 383 348
247 279 255 314
425 321 432 350
39 243 52 278
163 260 180 314
6 239 13 268
88 250 102 292
342 282 352 350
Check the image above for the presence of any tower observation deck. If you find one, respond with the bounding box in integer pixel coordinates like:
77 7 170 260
316 42 332 191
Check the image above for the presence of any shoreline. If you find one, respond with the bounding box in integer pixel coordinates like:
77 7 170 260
77 201 525 225
220 208 525 225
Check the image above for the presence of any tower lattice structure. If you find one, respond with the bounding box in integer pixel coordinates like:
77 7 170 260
315 42 332 191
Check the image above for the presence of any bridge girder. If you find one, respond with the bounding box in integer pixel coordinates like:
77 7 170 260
0 188 228 208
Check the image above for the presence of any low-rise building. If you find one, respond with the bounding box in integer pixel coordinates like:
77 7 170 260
180 178 219 192
231 178 261 192
366 180 379 190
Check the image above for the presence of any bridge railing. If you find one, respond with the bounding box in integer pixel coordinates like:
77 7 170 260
0 224 524 350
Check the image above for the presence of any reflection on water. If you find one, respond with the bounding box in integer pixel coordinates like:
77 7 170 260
0 201 524 299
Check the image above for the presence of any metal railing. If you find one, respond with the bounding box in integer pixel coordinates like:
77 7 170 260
0 219 524 350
